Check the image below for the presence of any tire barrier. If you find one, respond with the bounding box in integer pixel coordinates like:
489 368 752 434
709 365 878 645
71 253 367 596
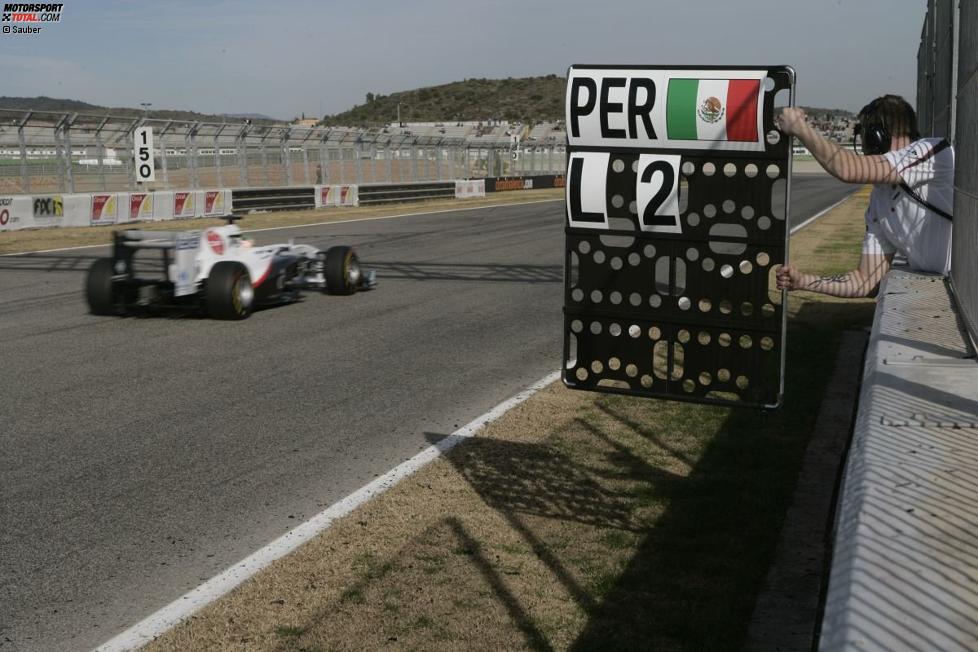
0 189 233 231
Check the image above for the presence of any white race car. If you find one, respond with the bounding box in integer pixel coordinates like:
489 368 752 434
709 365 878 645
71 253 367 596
85 217 376 319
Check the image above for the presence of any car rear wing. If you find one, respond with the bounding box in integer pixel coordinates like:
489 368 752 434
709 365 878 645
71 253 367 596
111 229 201 297
113 229 190 248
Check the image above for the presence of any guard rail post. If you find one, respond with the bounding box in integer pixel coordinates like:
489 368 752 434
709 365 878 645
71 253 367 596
187 122 200 189
17 111 31 194
123 117 139 191
236 124 248 187
94 116 109 191
211 124 222 188
356 141 363 184
160 120 174 189
259 133 270 187
53 114 68 192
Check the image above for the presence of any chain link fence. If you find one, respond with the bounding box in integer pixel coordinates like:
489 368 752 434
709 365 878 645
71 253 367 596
0 109 567 195
918 0 978 341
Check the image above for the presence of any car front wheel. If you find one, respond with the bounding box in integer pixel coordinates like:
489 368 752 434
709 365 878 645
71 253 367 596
323 246 361 295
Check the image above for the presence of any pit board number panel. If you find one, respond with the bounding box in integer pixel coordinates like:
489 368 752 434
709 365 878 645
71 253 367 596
562 65 794 409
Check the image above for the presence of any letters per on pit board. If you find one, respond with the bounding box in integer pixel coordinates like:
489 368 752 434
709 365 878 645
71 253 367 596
562 65 794 409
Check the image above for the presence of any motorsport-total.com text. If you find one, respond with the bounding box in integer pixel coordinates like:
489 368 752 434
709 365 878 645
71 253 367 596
1 3 63 22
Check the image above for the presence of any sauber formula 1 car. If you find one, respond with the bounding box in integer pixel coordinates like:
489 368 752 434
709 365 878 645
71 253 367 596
85 216 376 319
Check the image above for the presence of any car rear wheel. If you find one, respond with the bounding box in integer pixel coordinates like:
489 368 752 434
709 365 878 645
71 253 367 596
207 261 254 320
86 258 119 315
324 246 361 295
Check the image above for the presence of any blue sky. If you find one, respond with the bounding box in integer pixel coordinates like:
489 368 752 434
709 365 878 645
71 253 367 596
0 0 926 119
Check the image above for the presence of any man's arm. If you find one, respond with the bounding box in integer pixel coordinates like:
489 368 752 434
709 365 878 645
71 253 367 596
777 108 901 185
776 252 893 298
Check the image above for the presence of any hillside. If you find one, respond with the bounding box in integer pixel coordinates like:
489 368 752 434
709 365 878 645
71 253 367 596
322 75 566 126
322 76 858 129
0 96 276 123
0 90 855 130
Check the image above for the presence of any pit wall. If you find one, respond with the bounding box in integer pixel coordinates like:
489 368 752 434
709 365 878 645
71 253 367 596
818 269 978 651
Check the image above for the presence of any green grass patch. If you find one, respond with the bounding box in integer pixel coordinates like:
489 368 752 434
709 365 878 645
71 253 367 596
600 530 634 550
275 625 306 638
338 586 365 604
567 322 844 651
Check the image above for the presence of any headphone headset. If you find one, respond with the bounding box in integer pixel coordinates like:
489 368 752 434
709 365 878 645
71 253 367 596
853 98 890 155
853 97 952 221
853 97 921 155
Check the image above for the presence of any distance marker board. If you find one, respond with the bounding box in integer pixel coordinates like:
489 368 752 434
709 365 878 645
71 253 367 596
562 65 794 409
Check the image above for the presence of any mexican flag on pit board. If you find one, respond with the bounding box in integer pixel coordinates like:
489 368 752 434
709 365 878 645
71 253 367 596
666 78 760 142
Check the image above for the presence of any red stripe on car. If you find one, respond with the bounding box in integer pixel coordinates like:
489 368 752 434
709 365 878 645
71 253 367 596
252 262 272 287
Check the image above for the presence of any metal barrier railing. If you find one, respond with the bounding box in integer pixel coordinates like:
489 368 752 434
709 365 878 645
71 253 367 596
0 109 567 195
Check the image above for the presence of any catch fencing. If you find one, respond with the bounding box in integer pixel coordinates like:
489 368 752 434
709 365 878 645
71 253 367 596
917 0 978 341
0 109 566 195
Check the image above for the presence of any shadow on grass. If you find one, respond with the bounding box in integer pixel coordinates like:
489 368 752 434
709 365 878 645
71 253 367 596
446 516 555 652
429 300 862 651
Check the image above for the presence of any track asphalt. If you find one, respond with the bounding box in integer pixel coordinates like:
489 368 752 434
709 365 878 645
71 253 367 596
0 175 854 651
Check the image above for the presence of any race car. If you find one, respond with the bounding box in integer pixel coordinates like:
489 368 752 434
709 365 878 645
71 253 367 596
85 216 376 319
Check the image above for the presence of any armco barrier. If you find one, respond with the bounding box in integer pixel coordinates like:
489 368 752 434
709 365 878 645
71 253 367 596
357 181 456 205
0 176 544 232
232 180 484 212
0 189 232 231
484 174 566 192
231 186 315 212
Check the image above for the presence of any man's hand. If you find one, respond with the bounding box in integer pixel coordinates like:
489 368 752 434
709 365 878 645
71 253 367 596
775 264 803 291
775 107 808 138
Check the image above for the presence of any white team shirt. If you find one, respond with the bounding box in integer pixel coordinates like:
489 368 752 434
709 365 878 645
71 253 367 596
861 137 955 274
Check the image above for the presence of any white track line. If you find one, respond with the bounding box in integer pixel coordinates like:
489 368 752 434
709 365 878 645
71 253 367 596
93 370 562 652
0 198 563 257
790 190 856 235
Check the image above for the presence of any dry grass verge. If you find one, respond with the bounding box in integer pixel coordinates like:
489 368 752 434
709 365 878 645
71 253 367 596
145 188 874 651
0 189 563 255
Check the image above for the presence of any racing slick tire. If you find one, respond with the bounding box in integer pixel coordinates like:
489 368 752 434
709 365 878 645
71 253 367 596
207 261 254 320
86 258 119 315
324 246 361 295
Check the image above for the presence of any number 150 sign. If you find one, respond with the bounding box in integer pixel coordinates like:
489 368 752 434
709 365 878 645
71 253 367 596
134 126 156 183
567 152 681 233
